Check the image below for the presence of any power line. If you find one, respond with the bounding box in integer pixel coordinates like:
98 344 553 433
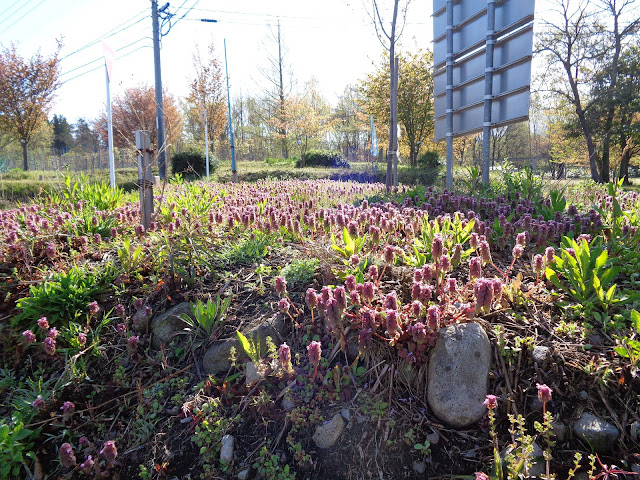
61 8 149 60
60 44 153 85
0 0 43 31
60 37 152 77
0 0 23 20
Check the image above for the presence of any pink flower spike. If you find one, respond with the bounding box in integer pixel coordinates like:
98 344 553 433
536 383 553 404
275 276 287 295
305 288 318 308
278 298 290 312
61 401 75 420
32 395 46 409
483 394 498 410
307 341 322 367
88 301 99 316
43 336 56 355
37 316 49 330
22 330 36 344
59 442 76 469
100 440 118 468
475 473 490 480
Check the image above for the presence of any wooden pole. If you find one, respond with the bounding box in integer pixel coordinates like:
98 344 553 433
136 130 154 229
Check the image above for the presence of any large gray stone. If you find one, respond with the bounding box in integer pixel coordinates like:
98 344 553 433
202 316 285 375
312 413 345 449
574 412 620 453
150 302 193 349
427 322 492 428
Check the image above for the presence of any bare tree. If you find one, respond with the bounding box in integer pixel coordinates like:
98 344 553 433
257 19 294 159
368 0 410 190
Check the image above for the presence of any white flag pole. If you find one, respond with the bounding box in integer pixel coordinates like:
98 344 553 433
103 42 116 189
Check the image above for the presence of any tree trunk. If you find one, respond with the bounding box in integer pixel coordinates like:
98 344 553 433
21 141 29 171
575 108 600 183
386 0 400 191
277 20 288 160
619 128 630 185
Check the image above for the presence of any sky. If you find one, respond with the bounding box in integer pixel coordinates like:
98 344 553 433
0 0 434 125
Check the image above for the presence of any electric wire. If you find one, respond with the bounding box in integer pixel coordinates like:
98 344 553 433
60 7 149 60
0 0 43 32
0 0 24 20
60 37 152 77
60 44 153 85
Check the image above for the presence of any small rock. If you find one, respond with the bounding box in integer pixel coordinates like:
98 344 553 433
552 420 567 442
412 461 426 474
245 361 262 385
281 398 295 410
630 421 640 442
150 302 193 349
220 434 235 464
340 409 351 422
426 432 440 445
427 322 492 427
237 468 251 480
312 414 345 448
574 412 620 453
579 390 589 400
501 442 544 477
532 346 551 365
463 448 477 459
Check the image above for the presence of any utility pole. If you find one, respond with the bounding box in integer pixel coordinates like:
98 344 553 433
224 39 237 182
152 0 168 179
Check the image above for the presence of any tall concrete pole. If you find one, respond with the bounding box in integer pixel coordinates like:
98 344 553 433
481 0 496 185
152 0 168 179
224 39 237 182
445 0 454 190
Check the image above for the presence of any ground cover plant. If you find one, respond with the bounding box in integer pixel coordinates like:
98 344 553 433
1 176 640 479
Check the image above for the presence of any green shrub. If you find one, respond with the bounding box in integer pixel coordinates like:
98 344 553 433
280 258 319 289
298 150 350 168
171 147 218 177
417 151 441 168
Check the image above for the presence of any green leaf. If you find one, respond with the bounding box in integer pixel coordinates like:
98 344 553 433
631 310 640 332
236 330 258 363
614 346 630 358
594 249 608 272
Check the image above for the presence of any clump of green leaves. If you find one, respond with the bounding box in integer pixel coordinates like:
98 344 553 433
331 227 366 260
14 265 114 328
0 414 41 480
280 258 318 289
219 232 275 265
253 446 296 480
117 237 144 276
546 236 629 318
614 310 640 371
181 295 232 340
62 175 124 210
408 213 475 267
